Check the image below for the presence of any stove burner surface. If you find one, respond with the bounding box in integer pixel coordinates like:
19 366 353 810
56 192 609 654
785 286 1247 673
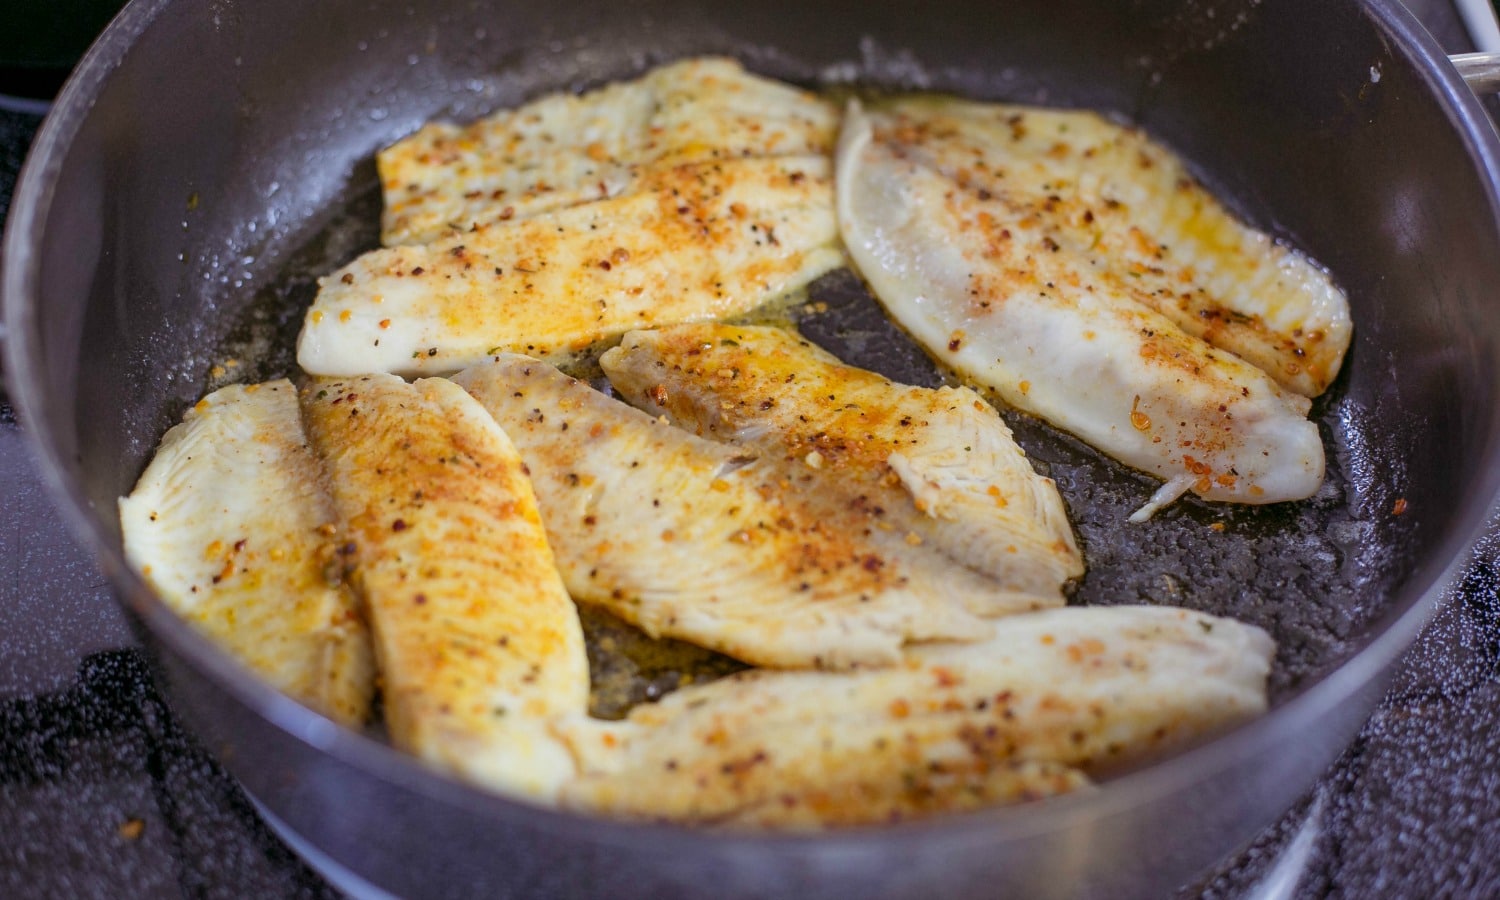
0 650 335 898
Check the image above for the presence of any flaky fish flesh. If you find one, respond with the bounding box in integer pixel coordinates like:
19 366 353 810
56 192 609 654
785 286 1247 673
601 323 1083 599
299 155 840 378
119 381 374 726
302 374 588 800
837 99 1332 518
379 57 839 246
561 605 1273 828
454 355 1048 670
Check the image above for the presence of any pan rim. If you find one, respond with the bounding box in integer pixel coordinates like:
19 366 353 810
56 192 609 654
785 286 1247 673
4 0 1500 868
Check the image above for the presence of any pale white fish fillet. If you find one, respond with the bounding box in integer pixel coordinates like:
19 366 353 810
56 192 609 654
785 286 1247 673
601 323 1082 600
299 155 841 378
380 57 839 246
301 374 588 801
560 605 1273 827
837 101 1326 513
863 97 1350 398
453 355 1031 671
118 381 374 727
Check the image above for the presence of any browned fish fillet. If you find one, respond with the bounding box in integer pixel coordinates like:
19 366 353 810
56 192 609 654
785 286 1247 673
379 57 838 246
301 374 588 800
298 156 840 378
602 323 1083 599
453 355 1034 671
560 605 1273 828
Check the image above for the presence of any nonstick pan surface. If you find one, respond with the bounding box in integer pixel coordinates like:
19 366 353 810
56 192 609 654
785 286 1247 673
6 0 1500 897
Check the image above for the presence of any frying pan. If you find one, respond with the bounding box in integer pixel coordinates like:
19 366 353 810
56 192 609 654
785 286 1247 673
5 0 1500 896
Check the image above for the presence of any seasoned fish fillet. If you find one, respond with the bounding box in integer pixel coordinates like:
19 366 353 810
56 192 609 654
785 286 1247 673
379 57 839 246
561 605 1273 827
453 355 1037 671
601 324 1083 599
849 97 1351 397
118 381 373 727
301 374 588 800
837 100 1327 517
298 156 841 378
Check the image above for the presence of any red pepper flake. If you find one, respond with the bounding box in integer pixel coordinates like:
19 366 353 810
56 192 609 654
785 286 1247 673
392 519 408 532
1130 395 1151 431
118 818 145 840
1392 497 1408 516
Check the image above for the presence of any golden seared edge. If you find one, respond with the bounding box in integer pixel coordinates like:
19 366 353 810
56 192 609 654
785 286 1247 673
379 56 840 246
601 323 1083 598
836 100 1326 518
301 374 588 801
119 381 374 726
453 355 1026 671
299 156 841 379
559 605 1273 828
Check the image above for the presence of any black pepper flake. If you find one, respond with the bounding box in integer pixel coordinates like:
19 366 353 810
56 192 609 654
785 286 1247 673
340 272 354 285
392 519 408 532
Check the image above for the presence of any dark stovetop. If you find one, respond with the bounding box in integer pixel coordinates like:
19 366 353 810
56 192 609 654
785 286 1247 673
3 4 1499 898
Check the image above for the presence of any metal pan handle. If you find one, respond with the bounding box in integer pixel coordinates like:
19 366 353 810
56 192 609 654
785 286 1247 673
1453 52 1500 93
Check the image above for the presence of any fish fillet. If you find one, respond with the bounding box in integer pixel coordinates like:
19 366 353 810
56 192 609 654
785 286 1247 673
298 156 841 378
118 381 374 727
836 100 1327 516
379 57 839 246
601 323 1083 599
560 605 1273 827
301 374 588 800
848 97 1351 397
453 355 1036 671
